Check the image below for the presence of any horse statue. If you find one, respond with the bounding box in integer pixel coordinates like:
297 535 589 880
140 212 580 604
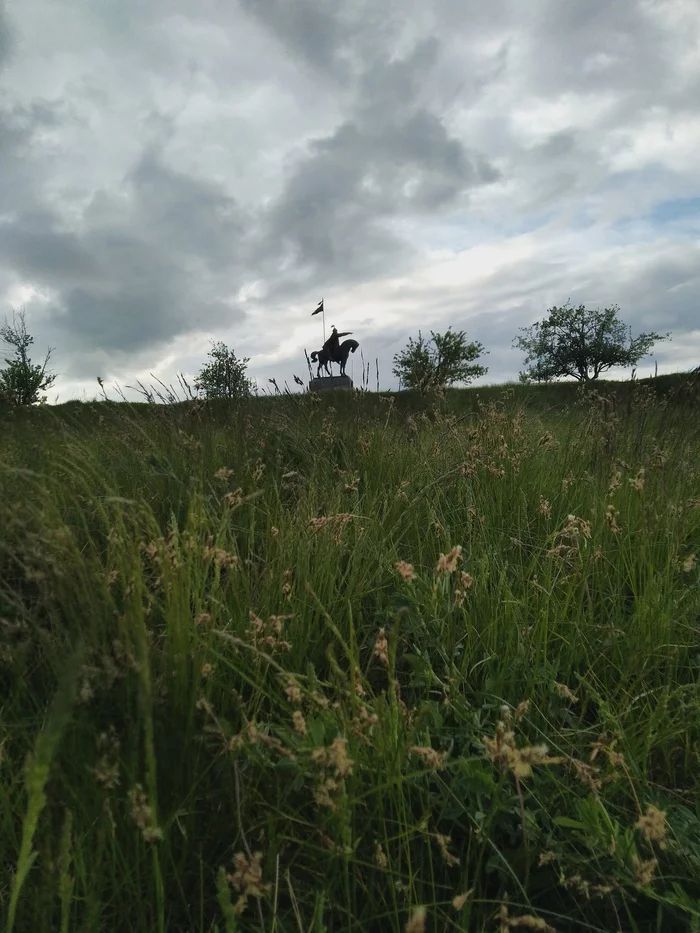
310 339 359 378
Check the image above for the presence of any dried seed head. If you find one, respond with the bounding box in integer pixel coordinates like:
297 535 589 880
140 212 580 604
632 855 658 886
224 488 245 507
228 851 271 914
395 560 416 582
455 570 474 607
292 710 306 735
405 906 427 933
409 746 447 770
375 842 388 870
607 469 622 496
434 833 460 867
452 890 473 910
311 737 354 779
128 784 163 843
554 682 579 704
374 628 389 667
437 545 462 575
282 568 293 599
284 675 302 704
629 468 645 493
504 911 557 931
314 777 339 810
605 504 621 533
635 805 667 849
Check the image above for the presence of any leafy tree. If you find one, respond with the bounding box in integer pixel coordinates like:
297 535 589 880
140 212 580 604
195 341 254 400
514 302 670 384
392 328 488 392
0 308 56 406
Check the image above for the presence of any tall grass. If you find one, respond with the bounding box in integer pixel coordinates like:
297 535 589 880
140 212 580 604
1 378 699 932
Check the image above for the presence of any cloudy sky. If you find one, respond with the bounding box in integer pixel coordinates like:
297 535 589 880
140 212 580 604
1 0 699 400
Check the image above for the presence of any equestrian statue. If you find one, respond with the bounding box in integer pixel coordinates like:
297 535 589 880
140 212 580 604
309 326 359 378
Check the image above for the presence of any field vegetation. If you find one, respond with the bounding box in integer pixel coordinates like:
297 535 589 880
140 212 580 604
1 373 699 932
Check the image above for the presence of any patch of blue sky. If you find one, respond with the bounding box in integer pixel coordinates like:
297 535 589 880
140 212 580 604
595 164 699 236
648 197 700 227
608 198 700 240
399 210 558 253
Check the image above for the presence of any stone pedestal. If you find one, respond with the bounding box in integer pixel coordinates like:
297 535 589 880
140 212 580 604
308 375 354 392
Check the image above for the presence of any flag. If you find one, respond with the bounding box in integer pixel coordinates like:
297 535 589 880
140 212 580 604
312 299 324 316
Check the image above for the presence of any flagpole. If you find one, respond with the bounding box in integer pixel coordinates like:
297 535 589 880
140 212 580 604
323 303 326 344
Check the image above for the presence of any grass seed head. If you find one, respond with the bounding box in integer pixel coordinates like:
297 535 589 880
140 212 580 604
128 784 163 843
452 890 473 910
434 833 460 867
410 745 447 770
405 906 427 933
312 737 354 779
292 710 307 735
228 851 271 914
629 468 645 493
635 805 668 849
632 855 658 886
437 545 462 575
554 682 579 704
395 560 416 582
284 675 302 704
605 504 621 533
374 628 389 667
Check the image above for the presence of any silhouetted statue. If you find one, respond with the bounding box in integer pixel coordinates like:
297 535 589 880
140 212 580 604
310 339 359 378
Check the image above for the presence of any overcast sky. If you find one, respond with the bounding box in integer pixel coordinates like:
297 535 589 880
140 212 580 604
1 0 699 400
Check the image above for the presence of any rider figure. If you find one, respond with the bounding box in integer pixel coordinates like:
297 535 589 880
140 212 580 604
322 326 340 362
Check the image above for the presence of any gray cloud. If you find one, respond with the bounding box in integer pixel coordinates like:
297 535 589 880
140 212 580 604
0 1 13 71
252 34 500 302
0 124 249 365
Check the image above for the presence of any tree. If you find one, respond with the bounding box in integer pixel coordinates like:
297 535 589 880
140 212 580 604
392 328 488 392
195 341 254 400
514 302 670 384
0 308 56 406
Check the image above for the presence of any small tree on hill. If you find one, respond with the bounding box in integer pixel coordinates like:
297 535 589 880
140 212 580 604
195 341 254 400
392 328 488 392
514 302 670 384
0 308 56 406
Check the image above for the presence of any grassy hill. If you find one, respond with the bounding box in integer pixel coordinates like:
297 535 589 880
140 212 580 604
1 373 699 932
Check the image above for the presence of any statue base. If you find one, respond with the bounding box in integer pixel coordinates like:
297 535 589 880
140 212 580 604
308 375 354 392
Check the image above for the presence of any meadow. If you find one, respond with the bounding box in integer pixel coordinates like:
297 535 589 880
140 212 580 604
0 374 699 932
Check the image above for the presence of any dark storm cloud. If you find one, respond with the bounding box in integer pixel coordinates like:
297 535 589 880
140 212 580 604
0 132 249 360
527 0 689 103
237 0 353 79
256 109 499 302
0 1 13 71
253 34 500 301
0 98 68 212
